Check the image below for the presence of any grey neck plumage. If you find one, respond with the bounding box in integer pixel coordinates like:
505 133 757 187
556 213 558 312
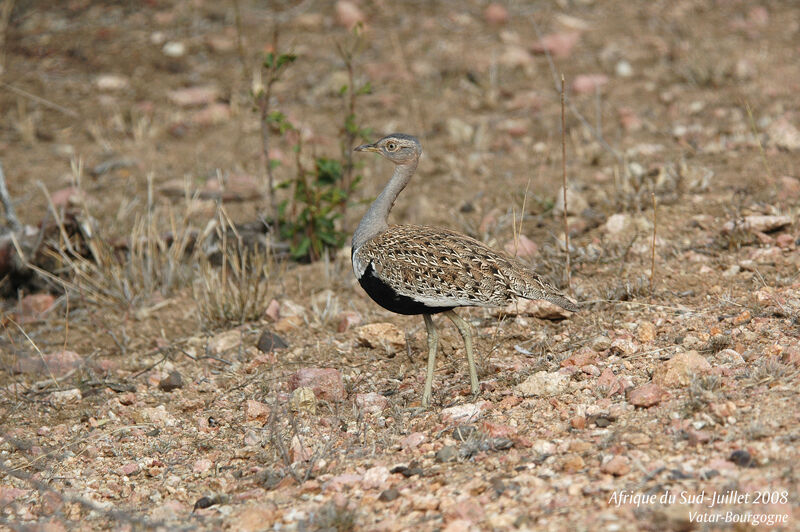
352 160 418 251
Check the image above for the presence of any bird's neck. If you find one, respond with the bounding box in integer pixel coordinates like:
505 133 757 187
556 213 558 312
352 160 418 250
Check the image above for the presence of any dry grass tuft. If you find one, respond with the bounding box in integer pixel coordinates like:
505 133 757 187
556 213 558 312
193 208 276 327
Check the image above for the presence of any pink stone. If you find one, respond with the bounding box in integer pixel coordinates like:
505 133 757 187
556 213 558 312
193 458 213 473
289 368 345 402
531 32 580 58
337 310 362 333
119 462 139 476
571 74 609 95
244 399 271 421
167 86 220 107
355 392 389 414
481 421 517 438
653 351 712 388
18 293 56 320
400 432 426 450
601 455 630 476
628 382 665 407
361 465 390 490
265 299 280 321
503 234 538 260
13 350 83 377
441 401 491 424
483 3 508 25
335 1 365 29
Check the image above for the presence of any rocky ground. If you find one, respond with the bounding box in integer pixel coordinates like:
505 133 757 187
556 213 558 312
1 1 799 530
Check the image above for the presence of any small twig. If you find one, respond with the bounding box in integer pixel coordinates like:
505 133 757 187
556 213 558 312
231 0 248 79
0 0 15 74
0 81 79 118
0 158 21 232
650 192 657 294
529 19 622 166
560 74 572 295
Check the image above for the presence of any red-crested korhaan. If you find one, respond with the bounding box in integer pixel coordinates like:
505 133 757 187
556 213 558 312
352 134 578 407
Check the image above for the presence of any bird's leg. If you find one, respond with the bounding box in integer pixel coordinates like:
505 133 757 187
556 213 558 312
444 310 479 397
422 314 438 407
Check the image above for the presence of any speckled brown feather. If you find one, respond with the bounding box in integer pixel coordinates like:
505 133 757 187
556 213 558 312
354 224 578 312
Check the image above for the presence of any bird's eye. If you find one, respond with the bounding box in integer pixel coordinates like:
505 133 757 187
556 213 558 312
386 142 398 151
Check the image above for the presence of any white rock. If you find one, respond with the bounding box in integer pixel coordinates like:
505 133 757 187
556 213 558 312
615 60 633 77
162 41 186 57
515 371 569 397
552 185 588 216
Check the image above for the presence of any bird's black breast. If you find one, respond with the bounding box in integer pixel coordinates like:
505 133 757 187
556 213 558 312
357 262 452 316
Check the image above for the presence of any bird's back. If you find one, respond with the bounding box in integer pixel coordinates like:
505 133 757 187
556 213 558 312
353 225 578 312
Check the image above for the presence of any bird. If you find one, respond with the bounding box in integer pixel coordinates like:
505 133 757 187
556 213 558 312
352 133 578 407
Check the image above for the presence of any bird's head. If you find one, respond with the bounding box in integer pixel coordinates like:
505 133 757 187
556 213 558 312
354 133 421 165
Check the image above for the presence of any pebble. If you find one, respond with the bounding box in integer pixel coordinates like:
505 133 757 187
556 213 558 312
335 1 365 29
289 387 316 414
610 338 638 356
158 370 183 392
208 329 241 355
444 498 485 524
94 74 129 91
119 462 140 476
14 350 83 377
191 103 230 126
49 388 82 406
636 322 657 343
484 3 508 25
441 401 490 424
721 215 791 234
592 335 613 351
400 432 426 450
561 346 598 368
355 392 389 414
141 405 177 427
503 234 538 259
597 368 622 396
244 400 271 421
336 310 362 333
571 74 609 94
436 445 459 463
628 383 664 407
355 323 405 351
150 500 188 522
712 348 745 367
379 488 400 502
516 371 569 397
256 331 288 353
162 41 186 58
686 427 710 446
167 86 220 107
531 32 580 58
561 454 585 472
653 351 712 388
729 449 753 467
552 185 589 216
615 60 633 77
603 213 629 235
496 299 573 319
601 455 630 476
361 466 390 489
18 293 56 320
767 118 800 151
289 368 345 402
265 299 280 321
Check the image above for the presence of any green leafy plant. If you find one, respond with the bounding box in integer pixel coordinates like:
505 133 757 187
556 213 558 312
252 25 372 262
278 156 360 261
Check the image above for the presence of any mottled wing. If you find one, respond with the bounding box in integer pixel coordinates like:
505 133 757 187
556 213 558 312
355 225 577 311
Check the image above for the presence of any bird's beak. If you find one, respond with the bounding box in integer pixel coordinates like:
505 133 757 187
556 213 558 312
354 143 379 152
